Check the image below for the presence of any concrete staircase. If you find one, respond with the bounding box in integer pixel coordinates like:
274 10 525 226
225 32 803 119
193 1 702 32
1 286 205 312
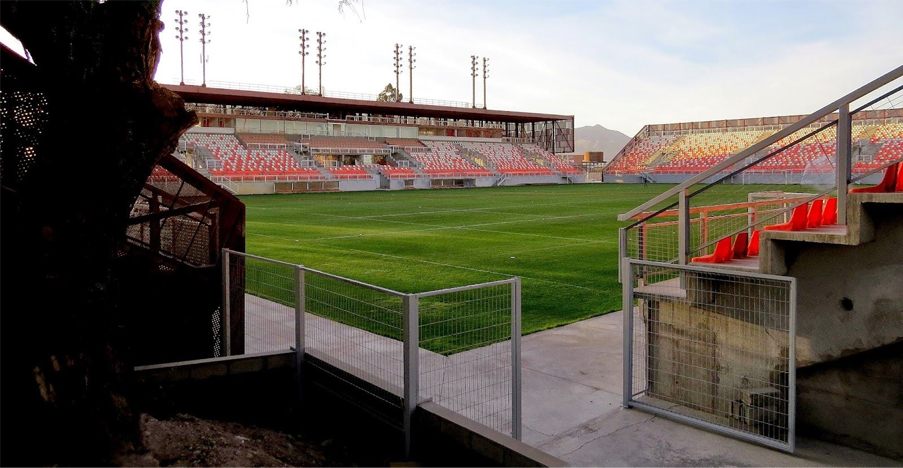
454 144 497 174
758 192 903 458
756 192 903 366
390 149 427 178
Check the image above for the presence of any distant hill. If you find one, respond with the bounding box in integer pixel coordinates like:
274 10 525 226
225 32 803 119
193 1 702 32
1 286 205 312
574 124 631 160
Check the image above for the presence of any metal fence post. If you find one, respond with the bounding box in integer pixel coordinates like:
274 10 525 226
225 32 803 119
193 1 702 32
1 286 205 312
221 248 231 357
678 189 690 289
294 266 305 397
622 258 633 408
678 189 689 265
618 228 627 284
836 103 851 225
511 277 522 440
403 294 420 457
788 276 798 453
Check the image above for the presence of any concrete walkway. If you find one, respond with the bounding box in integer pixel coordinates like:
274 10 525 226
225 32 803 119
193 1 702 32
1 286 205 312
520 311 900 466
244 293 898 466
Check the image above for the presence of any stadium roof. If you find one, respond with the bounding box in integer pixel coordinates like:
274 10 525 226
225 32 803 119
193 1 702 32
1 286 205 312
164 84 572 124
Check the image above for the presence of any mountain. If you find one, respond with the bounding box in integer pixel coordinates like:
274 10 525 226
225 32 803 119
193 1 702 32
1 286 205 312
574 124 631 160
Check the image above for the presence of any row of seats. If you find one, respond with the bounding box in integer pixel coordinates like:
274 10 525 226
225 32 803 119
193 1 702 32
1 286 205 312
462 142 552 175
410 141 492 178
183 132 578 179
689 162 902 265
692 197 838 264
376 166 418 179
607 120 903 175
327 165 372 180
521 144 582 175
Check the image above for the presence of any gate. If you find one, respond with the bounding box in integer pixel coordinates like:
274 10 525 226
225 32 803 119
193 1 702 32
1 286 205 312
622 259 796 452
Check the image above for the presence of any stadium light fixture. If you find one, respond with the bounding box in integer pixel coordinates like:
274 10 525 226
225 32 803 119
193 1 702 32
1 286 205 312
316 31 327 96
470 55 479 109
299 28 310 94
174 10 188 85
482 57 489 110
408 45 416 104
198 13 211 87
393 43 404 102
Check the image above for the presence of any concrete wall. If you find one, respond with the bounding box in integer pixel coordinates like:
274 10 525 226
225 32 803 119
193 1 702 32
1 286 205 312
415 402 566 467
797 341 903 460
644 298 790 433
774 199 903 366
338 179 379 192
500 175 563 186
134 352 564 466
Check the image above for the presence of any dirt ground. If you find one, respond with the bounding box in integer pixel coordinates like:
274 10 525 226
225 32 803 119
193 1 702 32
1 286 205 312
118 413 360 467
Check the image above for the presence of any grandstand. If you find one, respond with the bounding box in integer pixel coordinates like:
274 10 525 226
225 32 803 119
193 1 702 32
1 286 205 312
166 84 578 193
605 108 903 183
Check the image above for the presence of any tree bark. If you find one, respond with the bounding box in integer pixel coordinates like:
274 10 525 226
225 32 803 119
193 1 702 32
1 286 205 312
0 1 196 464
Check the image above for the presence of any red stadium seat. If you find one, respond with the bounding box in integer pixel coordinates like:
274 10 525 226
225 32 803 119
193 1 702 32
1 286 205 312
822 197 838 225
747 230 760 257
807 198 824 228
764 203 808 231
732 232 748 259
896 163 903 192
691 237 733 263
850 163 897 193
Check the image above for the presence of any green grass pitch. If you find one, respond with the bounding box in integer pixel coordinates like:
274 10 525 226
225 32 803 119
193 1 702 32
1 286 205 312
242 183 794 340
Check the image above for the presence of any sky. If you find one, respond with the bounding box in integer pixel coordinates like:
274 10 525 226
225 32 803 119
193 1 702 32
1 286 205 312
6 1 902 135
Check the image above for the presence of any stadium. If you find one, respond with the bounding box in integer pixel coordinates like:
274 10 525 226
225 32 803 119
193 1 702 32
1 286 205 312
1 1 902 466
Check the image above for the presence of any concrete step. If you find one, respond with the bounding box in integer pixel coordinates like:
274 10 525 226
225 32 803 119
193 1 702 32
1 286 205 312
761 192 903 275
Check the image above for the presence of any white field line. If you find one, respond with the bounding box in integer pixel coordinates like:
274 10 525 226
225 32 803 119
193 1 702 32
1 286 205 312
250 210 617 243
245 192 661 218
247 228 603 292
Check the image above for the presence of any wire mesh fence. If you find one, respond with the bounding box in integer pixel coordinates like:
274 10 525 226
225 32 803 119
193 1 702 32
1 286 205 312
221 249 522 443
623 259 795 451
417 279 519 437
303 267 406 404
229 253 298 354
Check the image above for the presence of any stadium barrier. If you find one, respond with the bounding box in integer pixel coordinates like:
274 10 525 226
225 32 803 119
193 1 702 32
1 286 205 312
222 248 522 454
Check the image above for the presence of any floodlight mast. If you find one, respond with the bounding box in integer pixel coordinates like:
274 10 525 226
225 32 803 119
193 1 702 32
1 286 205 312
408 45 416 103
393 43 403 102
316 31 326 95
470 55 479 109
198 13 211 87
299 28 310 94
482 57 489 110
174 10 188 85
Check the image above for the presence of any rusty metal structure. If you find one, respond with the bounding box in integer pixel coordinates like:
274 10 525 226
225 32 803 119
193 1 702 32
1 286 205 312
124 154 245 363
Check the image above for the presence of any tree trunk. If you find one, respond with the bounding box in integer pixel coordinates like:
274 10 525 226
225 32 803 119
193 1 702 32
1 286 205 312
0 1 196 464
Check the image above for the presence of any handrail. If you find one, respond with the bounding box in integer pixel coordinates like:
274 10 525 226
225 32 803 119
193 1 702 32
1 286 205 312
618 64 903 222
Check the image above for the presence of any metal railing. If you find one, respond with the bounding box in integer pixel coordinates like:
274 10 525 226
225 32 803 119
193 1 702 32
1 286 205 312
623 259 796 452
222 249 522 453
618 65 903 266
616 66 903 452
